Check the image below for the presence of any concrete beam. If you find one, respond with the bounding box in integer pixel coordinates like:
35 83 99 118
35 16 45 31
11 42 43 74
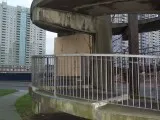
31 0 160 15
32 7 160 35
32 7 96 33
113 17 160 35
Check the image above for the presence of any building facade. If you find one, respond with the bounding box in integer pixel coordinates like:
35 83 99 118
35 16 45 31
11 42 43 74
0 2 46 66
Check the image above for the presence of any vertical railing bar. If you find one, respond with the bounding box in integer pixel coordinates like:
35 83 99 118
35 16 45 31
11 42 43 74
54 56 57 96
106 56 108 100
76 56 78 98
47 57 49 91
155 58 159 110
60 57 62 95
149 58 152 109
48 57 49 91
45 57 47 91
42 57 44 90
84 56 86 99
143 58 146 108
42 57 45 90
88 56 90 100
101 56 103 100
137 58 140 108
111 57 113 103
126 56 129 106
50 57 52 92
73 56 75 97
68 56 71 96
96 56 98 101
65 56 67 96
32 57 34 86
132 57 135 107
35 57 37 88
38 57 40 89
92 56 94 100
52 57 54 93
63 57 65 95
80 56 82 98
34 58 36 87
121 57 123 105
116 57 118 104
71 56 73 97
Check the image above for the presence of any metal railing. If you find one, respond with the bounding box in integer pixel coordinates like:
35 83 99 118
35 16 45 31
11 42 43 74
32 54 160 111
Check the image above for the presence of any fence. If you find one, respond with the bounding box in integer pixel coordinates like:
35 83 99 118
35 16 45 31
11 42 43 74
32 54 160 111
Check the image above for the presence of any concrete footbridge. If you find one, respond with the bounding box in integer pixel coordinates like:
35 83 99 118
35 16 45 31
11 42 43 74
31 0 160 35
30 0 160 120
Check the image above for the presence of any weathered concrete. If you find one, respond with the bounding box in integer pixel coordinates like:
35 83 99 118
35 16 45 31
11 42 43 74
32 6 160 36
95 15 112 53
31 0 160 15
30 86 160 120
94 15 113 93
32 7 96 34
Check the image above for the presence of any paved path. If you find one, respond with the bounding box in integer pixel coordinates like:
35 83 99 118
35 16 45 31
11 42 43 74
0 90 27 120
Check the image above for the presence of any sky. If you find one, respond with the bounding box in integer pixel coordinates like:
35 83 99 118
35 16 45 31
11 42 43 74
4 0 57 55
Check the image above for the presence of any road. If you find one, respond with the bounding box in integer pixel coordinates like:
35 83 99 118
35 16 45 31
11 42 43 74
0 81 31 90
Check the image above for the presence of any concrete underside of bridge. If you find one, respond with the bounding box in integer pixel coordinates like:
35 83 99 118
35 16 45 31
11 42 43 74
29 86 160 120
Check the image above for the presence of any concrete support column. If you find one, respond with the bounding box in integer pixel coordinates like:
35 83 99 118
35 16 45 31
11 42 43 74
94 15 112 53
93 15 113 96
128 14 139 97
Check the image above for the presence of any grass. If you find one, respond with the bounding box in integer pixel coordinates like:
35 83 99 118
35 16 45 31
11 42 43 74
0 89 17 97
15 94 34 120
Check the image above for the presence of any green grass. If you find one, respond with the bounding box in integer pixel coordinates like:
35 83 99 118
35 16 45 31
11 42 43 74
0 89 17 97
15 94 34 120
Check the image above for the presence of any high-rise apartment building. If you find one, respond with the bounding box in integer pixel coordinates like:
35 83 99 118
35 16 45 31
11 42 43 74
0 2 46 66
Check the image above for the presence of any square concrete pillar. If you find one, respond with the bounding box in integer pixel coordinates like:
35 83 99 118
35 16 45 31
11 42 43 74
128 14 139 97
93 15 113 99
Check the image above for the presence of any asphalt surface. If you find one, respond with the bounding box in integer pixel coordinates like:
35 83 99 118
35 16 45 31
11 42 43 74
0 81 31 90
0 91 27 120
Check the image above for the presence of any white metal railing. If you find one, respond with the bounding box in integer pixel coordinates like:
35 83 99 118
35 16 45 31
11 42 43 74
32 54 160 111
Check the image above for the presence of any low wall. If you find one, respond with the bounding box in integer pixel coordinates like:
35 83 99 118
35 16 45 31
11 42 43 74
30 86 160 120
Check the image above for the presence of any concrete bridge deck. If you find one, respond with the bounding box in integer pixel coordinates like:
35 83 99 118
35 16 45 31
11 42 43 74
31 0 160 35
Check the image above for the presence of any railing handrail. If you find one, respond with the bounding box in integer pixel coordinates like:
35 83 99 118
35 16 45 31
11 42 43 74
32 54 160 59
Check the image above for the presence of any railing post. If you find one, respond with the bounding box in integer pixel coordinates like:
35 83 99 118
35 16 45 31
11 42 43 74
31 56 35 86
54 56 57 96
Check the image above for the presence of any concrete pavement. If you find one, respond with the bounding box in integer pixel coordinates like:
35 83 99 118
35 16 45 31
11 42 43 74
0 90 27 120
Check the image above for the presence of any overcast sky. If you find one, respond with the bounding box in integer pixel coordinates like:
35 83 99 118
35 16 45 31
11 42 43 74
3 0 57 55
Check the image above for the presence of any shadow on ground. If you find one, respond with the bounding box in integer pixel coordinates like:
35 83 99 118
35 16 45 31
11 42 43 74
31 113 88 120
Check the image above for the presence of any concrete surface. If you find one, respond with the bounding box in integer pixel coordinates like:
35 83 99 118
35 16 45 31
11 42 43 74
30 86 160 120
0 81 31 90
31 0 160 15
0 90 27 120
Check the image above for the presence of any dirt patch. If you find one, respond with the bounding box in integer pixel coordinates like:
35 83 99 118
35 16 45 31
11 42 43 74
31 113 88 120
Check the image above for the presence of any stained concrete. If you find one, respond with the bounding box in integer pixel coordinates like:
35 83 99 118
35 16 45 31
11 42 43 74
30 86 160 120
